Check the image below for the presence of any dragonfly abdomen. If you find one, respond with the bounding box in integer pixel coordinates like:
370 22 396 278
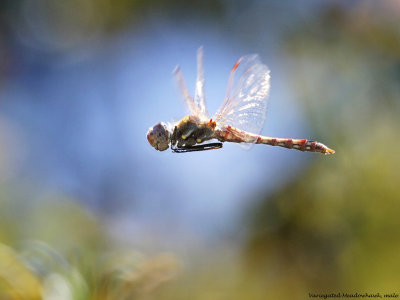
256 136 335 155
216 126 334 155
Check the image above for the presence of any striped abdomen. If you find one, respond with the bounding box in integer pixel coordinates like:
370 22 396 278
215 126 335 155
255 136 335 154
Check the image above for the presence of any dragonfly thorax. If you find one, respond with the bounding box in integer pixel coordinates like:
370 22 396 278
171 115 215 148
147 122 171 151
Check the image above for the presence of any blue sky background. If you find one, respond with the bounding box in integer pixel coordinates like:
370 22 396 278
0 4 323 249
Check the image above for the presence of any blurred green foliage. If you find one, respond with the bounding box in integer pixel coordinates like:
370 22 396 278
242 3 400 299
0 0 224 35
0 195 180 299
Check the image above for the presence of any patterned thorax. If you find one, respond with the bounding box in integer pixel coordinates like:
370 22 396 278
171 116 216 148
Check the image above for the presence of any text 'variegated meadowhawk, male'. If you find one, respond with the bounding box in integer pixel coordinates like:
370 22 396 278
147 47 335 155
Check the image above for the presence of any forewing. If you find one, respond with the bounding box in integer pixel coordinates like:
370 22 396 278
194 47 209 120
173 47 209 121
214 54 270 147
173 66 201 117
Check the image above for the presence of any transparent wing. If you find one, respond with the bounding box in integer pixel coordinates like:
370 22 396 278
173 66 200 117
194 47 209 119
213 54 270 148
172 47 209 121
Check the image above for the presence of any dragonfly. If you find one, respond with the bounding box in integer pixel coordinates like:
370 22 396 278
147 47 335 155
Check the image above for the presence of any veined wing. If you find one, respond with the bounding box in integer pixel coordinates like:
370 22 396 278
213 54 270 147
194 47 209 119
173 47 209 121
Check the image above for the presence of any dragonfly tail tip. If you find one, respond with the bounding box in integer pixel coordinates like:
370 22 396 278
325 148 335 155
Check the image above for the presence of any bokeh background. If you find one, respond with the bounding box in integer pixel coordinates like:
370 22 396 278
0 0 399 299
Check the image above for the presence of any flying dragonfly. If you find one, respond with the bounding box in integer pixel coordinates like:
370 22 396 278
147 47 335 155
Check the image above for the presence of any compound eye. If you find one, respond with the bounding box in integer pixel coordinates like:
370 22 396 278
147 128 156 147
148 122 170 151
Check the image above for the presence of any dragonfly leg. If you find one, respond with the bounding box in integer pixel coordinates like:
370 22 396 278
172 142 223 153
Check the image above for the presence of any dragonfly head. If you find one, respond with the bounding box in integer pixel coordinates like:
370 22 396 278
147 122 171 151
